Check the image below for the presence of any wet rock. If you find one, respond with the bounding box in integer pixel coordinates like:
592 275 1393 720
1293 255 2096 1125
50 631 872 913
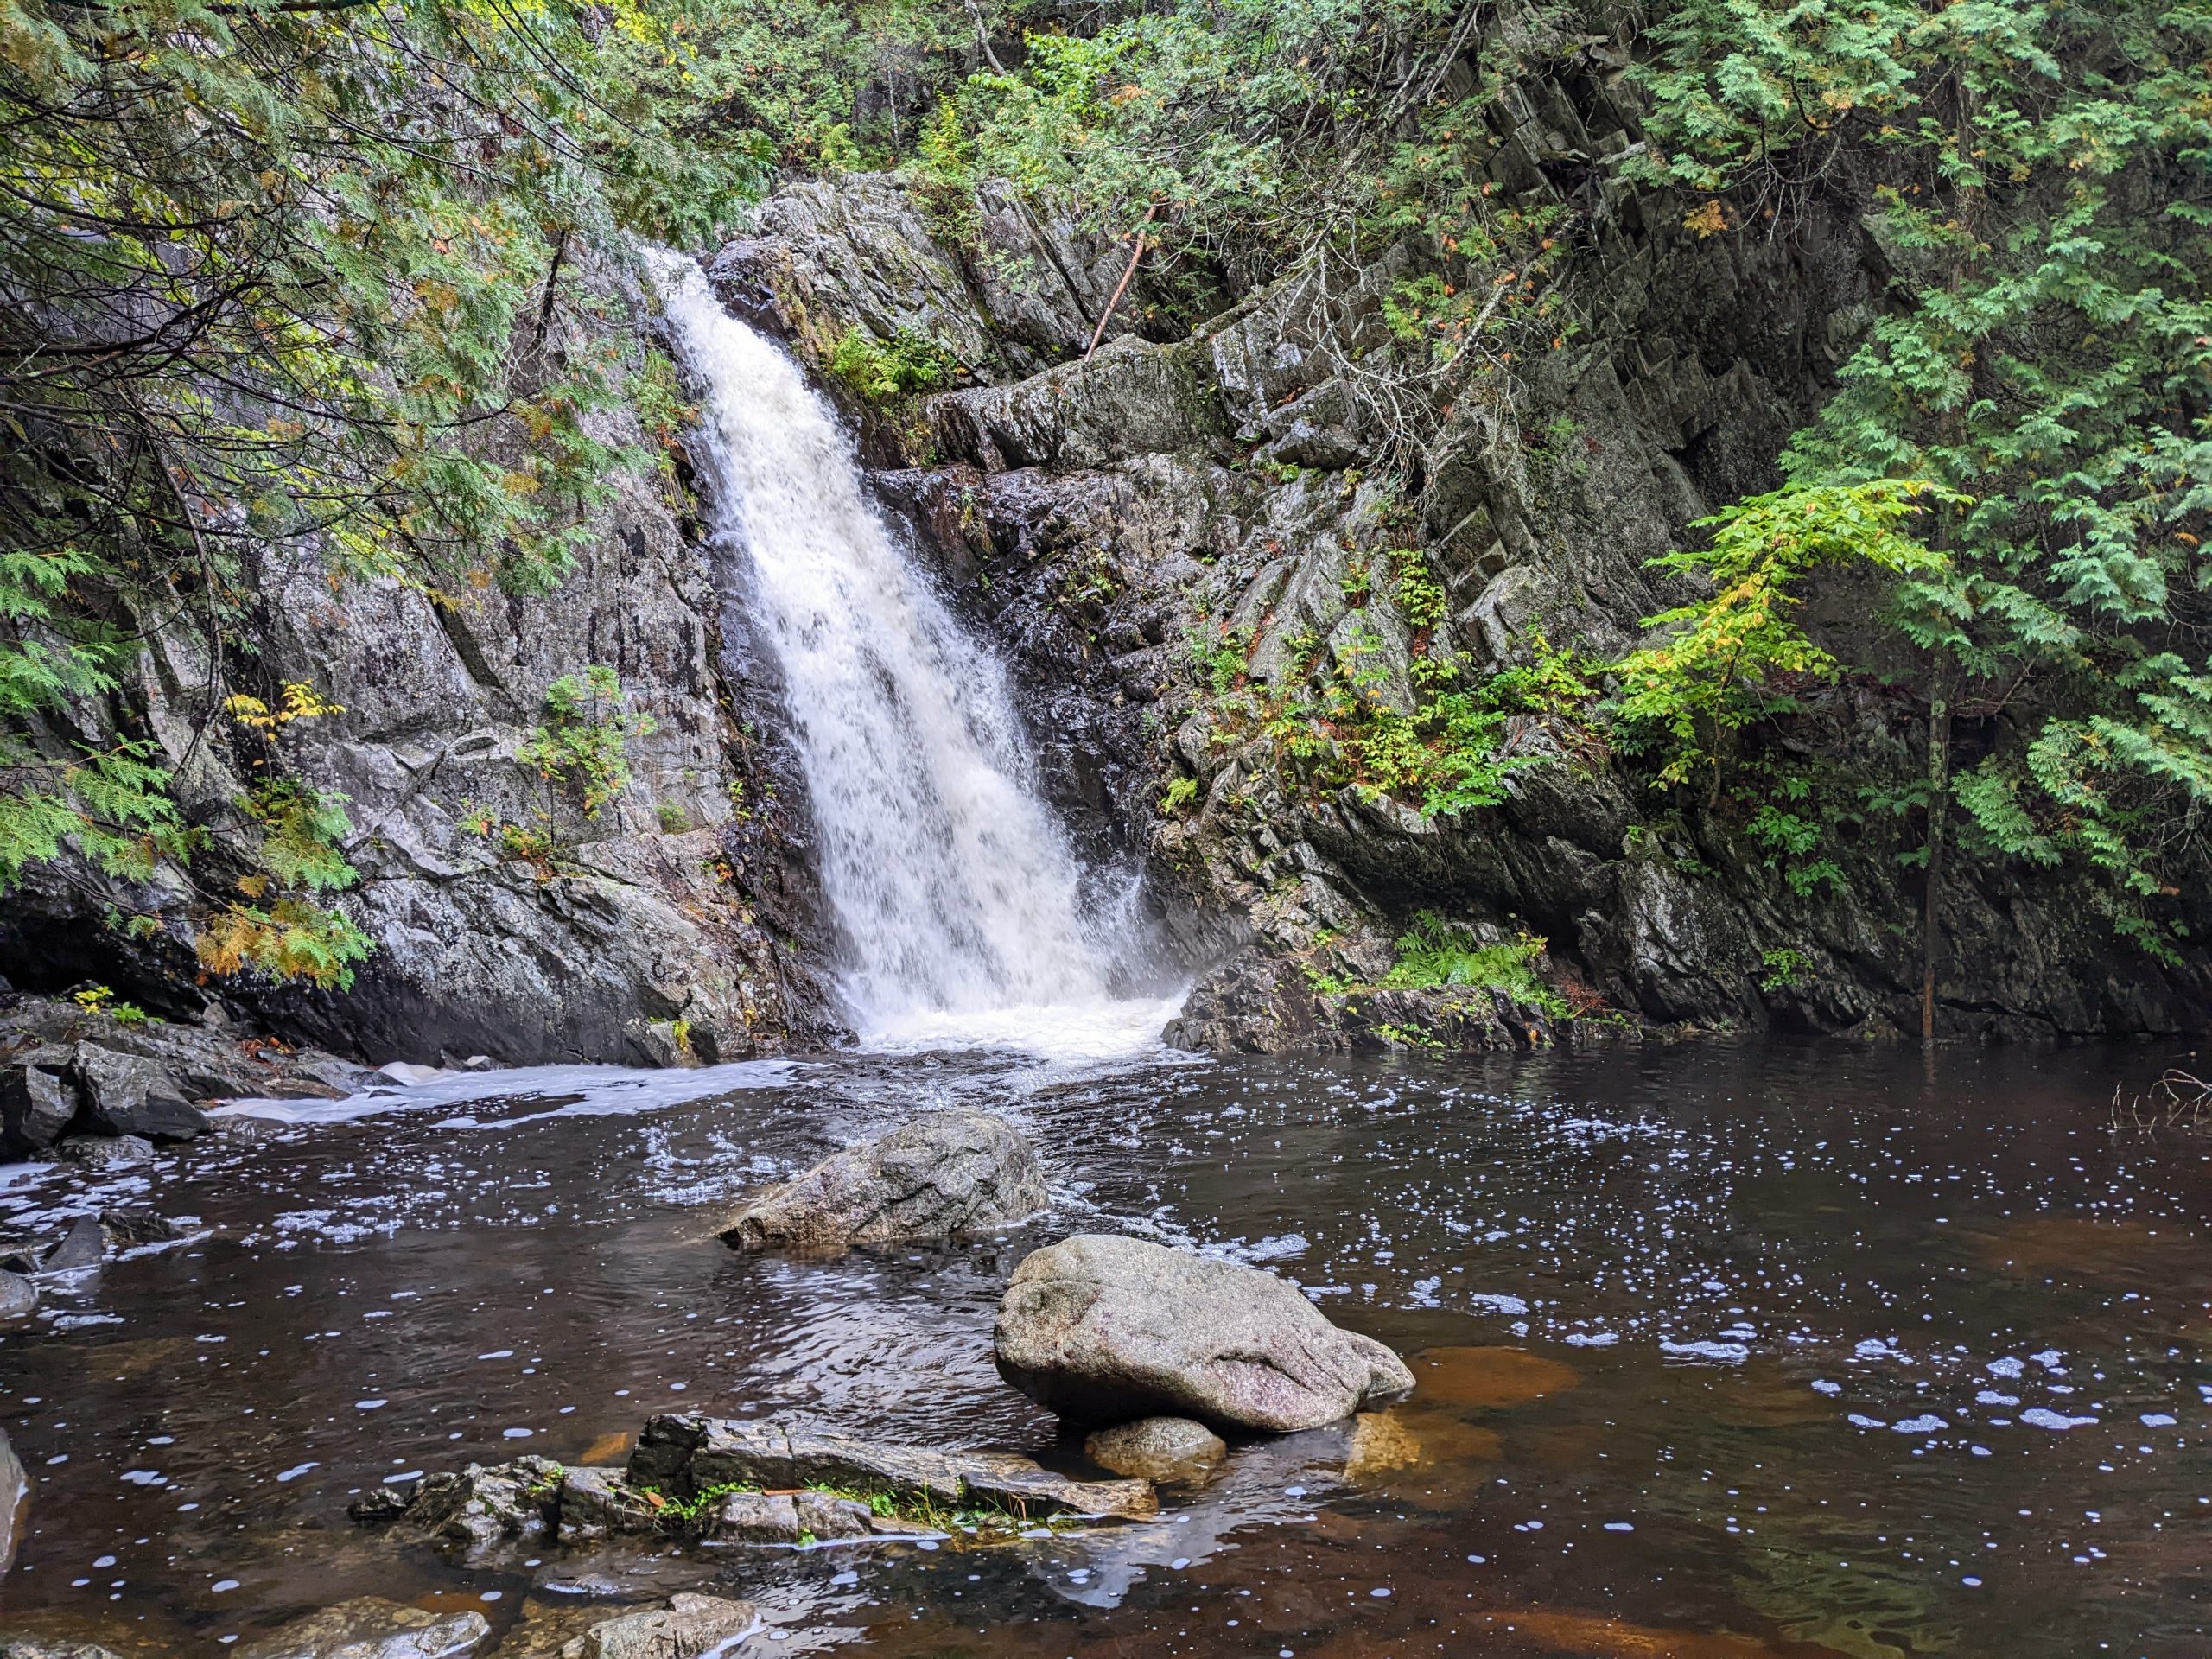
296 1058 375 1093
0 1050 78 1153
235 1596 491 1659
0 1639 124 1659
70 1045 209 1141
98 1206 181 1248
37 1217 104 1274
793 1489 877 1541
699 1490 799 1543
631 1414 1154 1520
383 1456 563 1564
718 1109 1046 1250
686 1478 931 1546
51 1133 154 1168
0 1425 23 1573
0 1274 34 1323
346 1486 413 1526
555 1465 663 1547
555 1594 756 1659
697 1485 926 1544
995 1233 1414 1432
1084 1417 1227 1485
633 1414 954 1503
376 1062 446 1087
479 1601 611 1659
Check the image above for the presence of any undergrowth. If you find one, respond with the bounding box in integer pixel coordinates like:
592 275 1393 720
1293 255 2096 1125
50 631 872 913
1376 912 1573 1019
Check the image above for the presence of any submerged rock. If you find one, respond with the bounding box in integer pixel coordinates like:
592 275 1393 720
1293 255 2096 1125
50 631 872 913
718 1109 1047 1250
995 1233 1414 1432
233 1596 490 1659
0 1274 35 1323
53 1133 155 1168
1084 1416 1227 1485
629 1413 1154 1521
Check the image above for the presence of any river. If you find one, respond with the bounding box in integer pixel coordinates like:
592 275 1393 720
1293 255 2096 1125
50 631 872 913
0 1037 2204 1656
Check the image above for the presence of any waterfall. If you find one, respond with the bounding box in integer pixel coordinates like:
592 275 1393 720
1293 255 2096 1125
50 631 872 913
649 251 1174 1056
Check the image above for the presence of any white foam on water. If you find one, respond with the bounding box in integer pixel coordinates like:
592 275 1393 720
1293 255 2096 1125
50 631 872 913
857 992 1190 1062
212 1059 801 1126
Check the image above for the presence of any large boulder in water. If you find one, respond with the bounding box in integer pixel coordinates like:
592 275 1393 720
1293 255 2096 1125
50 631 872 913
994 1234 1414 1433
719 1109 1047 1250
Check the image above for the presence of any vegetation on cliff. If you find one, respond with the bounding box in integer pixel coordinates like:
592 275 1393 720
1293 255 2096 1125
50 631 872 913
0 0 755 983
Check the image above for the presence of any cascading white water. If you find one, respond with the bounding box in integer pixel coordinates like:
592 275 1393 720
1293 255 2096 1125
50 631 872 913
650 251 1176 1056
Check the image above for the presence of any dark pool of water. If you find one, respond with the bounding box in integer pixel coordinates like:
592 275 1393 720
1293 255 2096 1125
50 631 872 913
0 1039 2206 1657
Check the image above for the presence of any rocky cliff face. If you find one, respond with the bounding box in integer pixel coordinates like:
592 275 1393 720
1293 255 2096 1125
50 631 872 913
719 53 2209 1046
1 265 839 1066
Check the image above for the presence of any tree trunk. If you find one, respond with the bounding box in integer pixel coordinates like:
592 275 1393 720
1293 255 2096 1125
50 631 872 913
1921 696 1950 1046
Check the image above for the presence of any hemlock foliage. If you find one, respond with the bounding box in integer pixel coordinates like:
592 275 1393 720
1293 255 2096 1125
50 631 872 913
1630 0 2212 953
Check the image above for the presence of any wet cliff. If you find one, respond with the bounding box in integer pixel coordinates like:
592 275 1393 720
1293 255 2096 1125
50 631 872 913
1 265 839 1067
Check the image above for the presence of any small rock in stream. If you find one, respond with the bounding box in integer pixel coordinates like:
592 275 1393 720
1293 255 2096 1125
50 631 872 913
720 1109 1047 1250
98 1205 181 1247
37 1217 104 1274
554 1466 661 1546
234 1595 489 1659
0 1274 35 1324
0 1639 124 1659
375 1455 563 1563
1084 1416 1227 1484
995 1233 1414 1433
53 1134 155 1169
